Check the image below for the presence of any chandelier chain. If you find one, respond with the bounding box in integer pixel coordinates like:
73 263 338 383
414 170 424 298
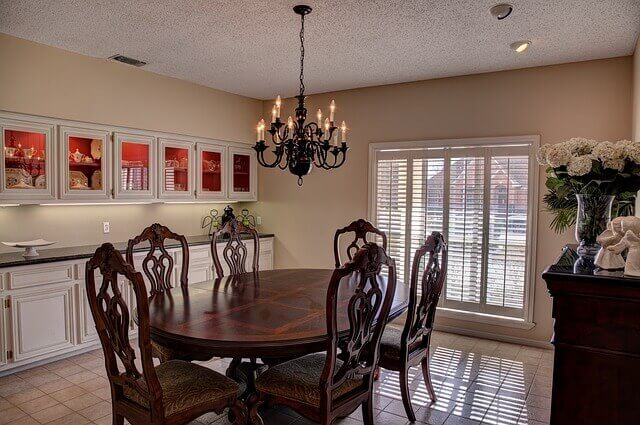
299 13 305 96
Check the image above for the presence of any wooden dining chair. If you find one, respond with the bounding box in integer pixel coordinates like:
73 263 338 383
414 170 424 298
127 223 207 363
250 242 397 425
333 219 388 267
85 243 246 425
378 231 448 422
211 217 262 394
211 217 260 277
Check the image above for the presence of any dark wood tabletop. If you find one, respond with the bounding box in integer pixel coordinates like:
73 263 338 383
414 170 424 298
146 268 409 358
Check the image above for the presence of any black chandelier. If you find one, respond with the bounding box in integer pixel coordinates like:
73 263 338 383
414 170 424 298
253 4 349 186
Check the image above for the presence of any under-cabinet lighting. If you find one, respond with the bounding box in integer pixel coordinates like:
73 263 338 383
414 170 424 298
40 202 154 206
0 204 19 207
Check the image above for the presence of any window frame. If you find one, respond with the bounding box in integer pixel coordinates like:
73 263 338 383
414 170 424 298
368 135 539 327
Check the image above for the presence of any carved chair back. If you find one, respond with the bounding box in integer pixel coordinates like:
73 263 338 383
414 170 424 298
211 218 259 277
320 242 397 411
126 223 189 296
85 243 164 419
401 232 447 356
333 219 388 267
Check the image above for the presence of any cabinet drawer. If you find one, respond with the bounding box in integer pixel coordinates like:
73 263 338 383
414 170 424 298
8 264 74 289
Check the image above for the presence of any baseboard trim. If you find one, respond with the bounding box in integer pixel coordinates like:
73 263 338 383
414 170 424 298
433 324 554 350
0 341 101 377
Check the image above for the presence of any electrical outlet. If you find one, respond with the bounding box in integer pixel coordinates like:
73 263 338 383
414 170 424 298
103 222 110 234
256 216 262 225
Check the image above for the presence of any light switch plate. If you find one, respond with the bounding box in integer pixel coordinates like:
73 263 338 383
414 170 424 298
103 222 110 234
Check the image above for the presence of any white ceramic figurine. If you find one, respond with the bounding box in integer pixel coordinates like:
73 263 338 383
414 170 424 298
609 229 640 277
594 222 625 270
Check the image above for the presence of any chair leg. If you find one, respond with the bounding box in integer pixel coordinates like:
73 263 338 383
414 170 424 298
112 413 124 425
226 357 241 379
230 399 247 425
362 392 375 425
249 395 265 425
421 356 437 402
399 365 416 422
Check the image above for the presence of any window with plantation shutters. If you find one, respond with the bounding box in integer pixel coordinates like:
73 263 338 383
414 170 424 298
370 137 538 322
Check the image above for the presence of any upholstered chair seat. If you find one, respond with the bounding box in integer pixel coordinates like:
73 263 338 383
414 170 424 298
124 360 241 417
379 326 426 360
255 353 363 407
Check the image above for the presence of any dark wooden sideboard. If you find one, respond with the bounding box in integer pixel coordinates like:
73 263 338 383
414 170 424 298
542 246 640 425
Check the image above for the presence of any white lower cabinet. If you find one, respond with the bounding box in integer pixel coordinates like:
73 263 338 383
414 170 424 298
0 237 273 373
10 285 75 362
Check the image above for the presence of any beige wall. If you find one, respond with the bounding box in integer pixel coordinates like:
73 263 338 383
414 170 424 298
0 34 261 251
254 57 633 345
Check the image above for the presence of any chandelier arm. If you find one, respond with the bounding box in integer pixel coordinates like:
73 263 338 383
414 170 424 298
256 145 284 168
311 143 327 168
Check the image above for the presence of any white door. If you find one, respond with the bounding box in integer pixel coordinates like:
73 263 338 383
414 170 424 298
59 125 111 200
11 285 75 361
0 117 56 201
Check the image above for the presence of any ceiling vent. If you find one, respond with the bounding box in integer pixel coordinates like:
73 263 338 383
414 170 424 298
108 54 147 67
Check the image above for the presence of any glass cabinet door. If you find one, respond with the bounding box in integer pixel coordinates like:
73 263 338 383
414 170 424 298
196 143 226 200
60 126 110 199
114 133 156 199
0 119 56 201
228 146 257 200
159 138 194 199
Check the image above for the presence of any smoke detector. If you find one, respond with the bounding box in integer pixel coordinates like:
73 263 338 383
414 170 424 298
490 3 513 20
108 55 147 67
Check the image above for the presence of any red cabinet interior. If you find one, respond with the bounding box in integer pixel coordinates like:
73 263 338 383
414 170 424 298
201 150 222 192
232 154 250 192
68 136 102 190
121 142 149 191
164 146 189 191
4 129 47 189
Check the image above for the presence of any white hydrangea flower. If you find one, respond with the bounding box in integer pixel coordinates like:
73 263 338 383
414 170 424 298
536 144 551 165
592 141 625 170
546 144 572 168
622 141 640 164
565 137 598 156
567 155 593 176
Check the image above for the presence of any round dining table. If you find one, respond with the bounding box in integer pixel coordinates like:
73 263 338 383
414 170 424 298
146 268 409 360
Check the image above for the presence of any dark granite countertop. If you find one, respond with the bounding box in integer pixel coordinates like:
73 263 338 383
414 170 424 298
0 233 274 269
542 244 640 285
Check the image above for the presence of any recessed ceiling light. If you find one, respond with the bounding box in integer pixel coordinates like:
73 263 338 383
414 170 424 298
490 3 513 20
510 41 531 53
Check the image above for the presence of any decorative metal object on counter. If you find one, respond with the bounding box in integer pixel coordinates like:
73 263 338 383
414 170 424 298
252 5 349 186
202 206 257 236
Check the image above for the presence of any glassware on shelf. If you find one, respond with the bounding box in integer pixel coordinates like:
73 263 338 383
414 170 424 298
201 150 222 193
164 146 189 192
232 153 250 192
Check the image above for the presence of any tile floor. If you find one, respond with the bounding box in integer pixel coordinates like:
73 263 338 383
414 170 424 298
0 331 552 425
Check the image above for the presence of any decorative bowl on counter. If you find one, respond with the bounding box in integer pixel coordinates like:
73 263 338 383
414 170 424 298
2 239 56 257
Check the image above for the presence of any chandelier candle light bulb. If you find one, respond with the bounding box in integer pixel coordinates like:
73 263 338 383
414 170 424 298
341 121 347 143
317 109 322 124
275 95 282 118
329 100 336 123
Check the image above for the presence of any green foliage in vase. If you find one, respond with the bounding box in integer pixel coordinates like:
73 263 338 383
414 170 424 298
538 138 640 234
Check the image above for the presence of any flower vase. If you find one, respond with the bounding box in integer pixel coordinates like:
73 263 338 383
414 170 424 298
575 194 615 257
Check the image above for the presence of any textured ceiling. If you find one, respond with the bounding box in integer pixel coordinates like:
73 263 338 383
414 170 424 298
1 0 638 99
